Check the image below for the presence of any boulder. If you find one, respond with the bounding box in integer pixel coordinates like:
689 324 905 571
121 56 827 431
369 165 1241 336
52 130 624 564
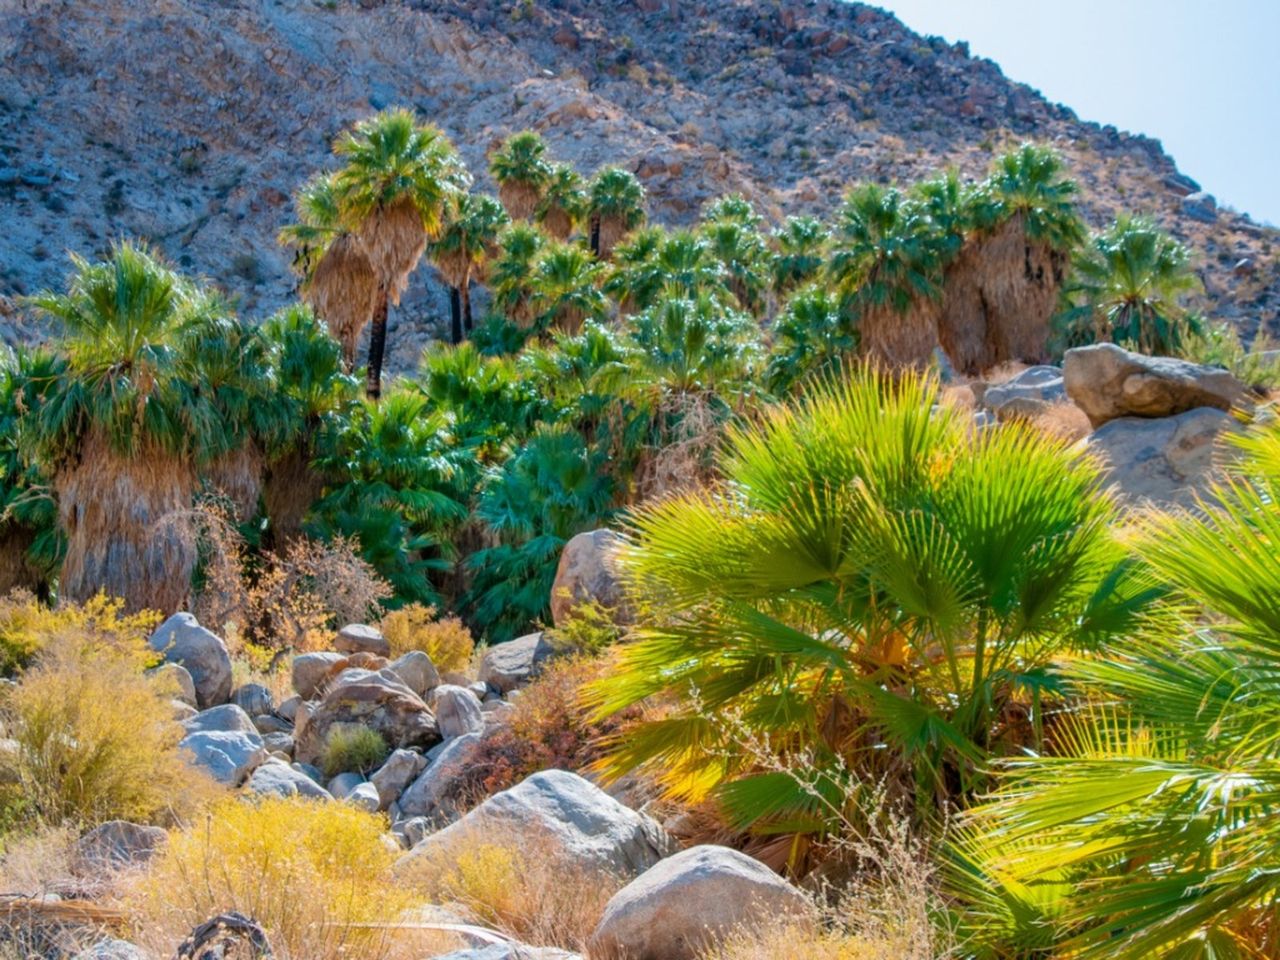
434 684 484 739
148 662 197 707
1181 191 1218 223
73 821 167 874
550 529 630 627
291 652 346 700
72 940 148 960
387 650 440 697
336 623 390 657
346 781 381 813
182 703 258 737
148 613 232 709
246 759 333 800
262 732 294 755
397 731 483 821
981 365 1065 412
370 748 428 810
1063 343 1246 427
478 632 557 694
589 845 811 960
431 948 581 960
231 682 274 717
253 714 293 735
400 769 675 878
179 729 266 786
277 695 302 723
293 669 438 766
1085 406 1240 507
327 771 365 799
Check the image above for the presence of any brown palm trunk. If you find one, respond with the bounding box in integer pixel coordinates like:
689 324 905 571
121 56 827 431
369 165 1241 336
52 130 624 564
462 276 474 333
589 215 601 258
263 446 324 549
366 288 389 400
57 430 197 615
449 287 463 345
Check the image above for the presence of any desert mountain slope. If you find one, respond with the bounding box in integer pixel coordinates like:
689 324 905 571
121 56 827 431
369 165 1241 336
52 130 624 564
2 0 1276 370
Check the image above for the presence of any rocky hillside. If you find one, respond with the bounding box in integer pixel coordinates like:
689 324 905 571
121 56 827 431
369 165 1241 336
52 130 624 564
2 0 1277 370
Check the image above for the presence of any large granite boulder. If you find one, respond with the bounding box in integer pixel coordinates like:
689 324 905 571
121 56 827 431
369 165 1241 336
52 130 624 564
336 623 390 657
1064 343 1246 427
1086 406 1241 507
179 729 266 786
370 748 428 810
433 684 484 739
589 845 811 960
981 364 1066 411
245 758 333 800
73 821 167 874
293 669 439 766
182 704 258 737
291 652 347 700
386 650 440 698
398 769 675 878
396 731 483 821
550 529 630 627
148 613 232 709
478 632 557 694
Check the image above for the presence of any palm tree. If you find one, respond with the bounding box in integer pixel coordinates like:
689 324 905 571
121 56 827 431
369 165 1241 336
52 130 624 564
939 145 1084 371
0 348 62 598
770 216 829 297
22 242 244 613
1057 215 1201 354
765 285 854 393
586 370 1142 868
279 173 380 373
588 167 646 260
828 184 948 368
259 304 359 546
535 162 587 240
603 229 729 314
330 108 469 399
429 193 510 344
699 214 770 317
488 223 546 328
529 242 608 335
489 130 554 221
629 293 759 393
963 420 1280 959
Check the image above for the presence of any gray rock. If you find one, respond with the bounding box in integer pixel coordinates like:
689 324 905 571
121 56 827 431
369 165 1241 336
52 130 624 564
336 623 390 657
589 845 811 960
148 613 233 709
182 704 258 736
148 662 197 707
262 732 294 755
431 947 581 960
291 651 346 700
246 759 333 800
232 682 274 717
170 700 199 722
71 940 148 960
397 731 483 821
467 681 489 700
293 669 439 765
179 729 266 786
73 821 167 873
292 761 324 783
392 815 431 848
982 365 1065 412
371 748 428 810
327 771 365 799
277 695 302 723
550 528 630 627
400 769 675 878
1086 406 1241 508
434 684 485 739
1064 343 1246 427
253 714 293 735
1181 191 1218 222
478 632 557 694
387 650 440 697
346 781 381 813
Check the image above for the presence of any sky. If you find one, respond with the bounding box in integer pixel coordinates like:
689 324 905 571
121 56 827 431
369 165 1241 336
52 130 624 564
874 0 1280 226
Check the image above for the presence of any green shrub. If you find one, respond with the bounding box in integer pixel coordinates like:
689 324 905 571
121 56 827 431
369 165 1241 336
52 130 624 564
321 725 389 779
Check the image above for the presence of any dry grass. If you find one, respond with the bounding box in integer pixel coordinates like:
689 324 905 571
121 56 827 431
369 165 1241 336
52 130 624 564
125 796 446 960
379 603 475 672
398 825 621 953
357 197 427 305
202 442 265 523
1030 400 1092 443
499 181 541 222
858 300 943 370
305 233 380 369
634 391 723 503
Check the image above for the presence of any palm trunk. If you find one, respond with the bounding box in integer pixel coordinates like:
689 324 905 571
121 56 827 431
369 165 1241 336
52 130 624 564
449 287 463 345
462 277 474 333
590 215 601 258
366 288 389 400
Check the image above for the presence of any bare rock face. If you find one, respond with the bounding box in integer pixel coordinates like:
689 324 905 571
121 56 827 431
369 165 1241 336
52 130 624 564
589 845 812 960
1064 344 1247 428
1085 406 1241 507
550 529 630 627
293 669 439 765
148 613 232 709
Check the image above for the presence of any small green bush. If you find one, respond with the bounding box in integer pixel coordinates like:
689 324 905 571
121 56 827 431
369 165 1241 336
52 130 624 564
320 725 389 779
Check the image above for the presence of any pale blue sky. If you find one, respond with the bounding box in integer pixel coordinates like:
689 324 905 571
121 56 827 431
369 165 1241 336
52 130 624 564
874 1 1280 225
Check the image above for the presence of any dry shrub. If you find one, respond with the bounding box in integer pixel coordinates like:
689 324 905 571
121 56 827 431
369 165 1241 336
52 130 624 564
463 653 643 798
305 233 380 369
937 383 977 413
0 824 77 894
858 299 943 370
0 591 159 676
126 796 437 960
635 392 724 502
183 503 390 655
1 618 218 828
379 603 474 672
399 825 621 952
1030 400 1092 443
